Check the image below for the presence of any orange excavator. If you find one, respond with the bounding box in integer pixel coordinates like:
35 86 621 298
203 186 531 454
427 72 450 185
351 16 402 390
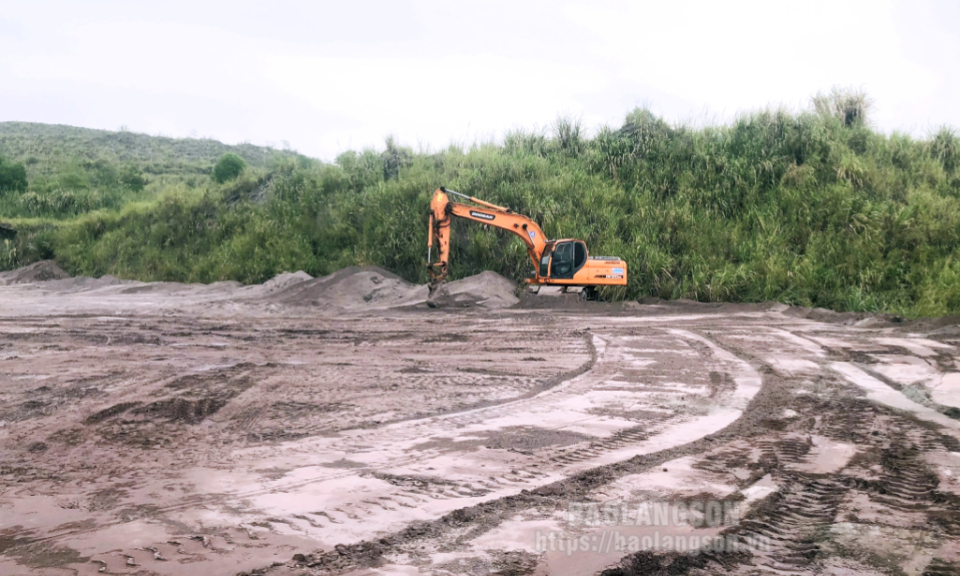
426 186 627 302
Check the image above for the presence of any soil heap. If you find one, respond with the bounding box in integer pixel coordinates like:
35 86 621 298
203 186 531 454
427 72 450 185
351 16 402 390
270 266 428 309
0 260 71 285
429 270 519 308
0 261 522 310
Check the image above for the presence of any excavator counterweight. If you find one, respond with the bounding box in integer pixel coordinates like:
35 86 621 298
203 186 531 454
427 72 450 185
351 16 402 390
426 187 627 303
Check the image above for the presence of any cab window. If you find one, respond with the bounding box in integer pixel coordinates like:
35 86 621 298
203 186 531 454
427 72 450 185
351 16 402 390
573 242 586 268
550 242 575 277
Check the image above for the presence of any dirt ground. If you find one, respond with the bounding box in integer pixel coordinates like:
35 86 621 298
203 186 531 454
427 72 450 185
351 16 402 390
1 263 959 575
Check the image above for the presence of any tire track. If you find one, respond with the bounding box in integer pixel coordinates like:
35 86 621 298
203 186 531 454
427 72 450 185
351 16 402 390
27 327 762 558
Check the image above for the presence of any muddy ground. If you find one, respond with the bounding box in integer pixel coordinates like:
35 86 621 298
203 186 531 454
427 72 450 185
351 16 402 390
1 263 959 575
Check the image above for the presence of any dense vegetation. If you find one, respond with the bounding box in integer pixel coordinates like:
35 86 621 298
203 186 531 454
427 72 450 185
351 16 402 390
2 90 960 317
0 122 295 218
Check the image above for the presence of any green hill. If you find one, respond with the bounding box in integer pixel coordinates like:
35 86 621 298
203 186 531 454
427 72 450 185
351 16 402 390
0 121 289 175
2 89 960 317
0 122 299 218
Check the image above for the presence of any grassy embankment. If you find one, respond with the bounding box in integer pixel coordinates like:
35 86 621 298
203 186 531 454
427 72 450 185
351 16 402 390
2 90 959 317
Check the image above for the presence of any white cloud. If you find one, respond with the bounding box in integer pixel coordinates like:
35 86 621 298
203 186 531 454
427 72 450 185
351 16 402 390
0 0 957 160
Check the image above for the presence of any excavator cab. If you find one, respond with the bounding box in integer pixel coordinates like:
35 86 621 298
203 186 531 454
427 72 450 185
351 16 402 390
540 240 588 280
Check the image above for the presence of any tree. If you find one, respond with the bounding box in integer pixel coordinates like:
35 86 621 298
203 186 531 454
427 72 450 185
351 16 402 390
0 156 28 193
120 164 148 191
213 153 246 183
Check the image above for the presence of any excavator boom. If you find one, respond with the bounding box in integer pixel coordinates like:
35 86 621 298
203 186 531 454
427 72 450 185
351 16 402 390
426 187 627 299
427 187 547 286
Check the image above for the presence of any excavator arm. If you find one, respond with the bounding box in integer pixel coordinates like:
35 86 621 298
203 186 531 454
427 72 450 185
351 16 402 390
427 187 547 290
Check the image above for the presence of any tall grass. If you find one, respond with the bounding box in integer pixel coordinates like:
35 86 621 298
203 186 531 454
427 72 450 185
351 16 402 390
3 93 960 317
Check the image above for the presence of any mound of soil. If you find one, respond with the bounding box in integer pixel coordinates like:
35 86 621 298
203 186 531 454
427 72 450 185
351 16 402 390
0 260 71 285
46 275 129 292
116 280 244 297
782 305 903 326
898 314 960 334
131 396 231 424
430 271 519 308
258 270 313 294
271 266 427 309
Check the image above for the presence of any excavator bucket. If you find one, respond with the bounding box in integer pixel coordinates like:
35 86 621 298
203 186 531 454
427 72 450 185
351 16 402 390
426 280 447 308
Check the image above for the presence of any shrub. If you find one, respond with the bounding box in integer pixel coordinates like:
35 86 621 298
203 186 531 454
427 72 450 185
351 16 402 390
931 127 959 174
812 86 872 127
381 137 413 181
0 157 28 193
120 164 148 191
213 153 246 183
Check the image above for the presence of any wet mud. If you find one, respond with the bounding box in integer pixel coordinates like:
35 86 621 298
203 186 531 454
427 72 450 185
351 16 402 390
0 266 959 575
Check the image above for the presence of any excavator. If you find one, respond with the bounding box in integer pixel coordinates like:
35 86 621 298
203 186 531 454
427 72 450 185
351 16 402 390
426 186 627 303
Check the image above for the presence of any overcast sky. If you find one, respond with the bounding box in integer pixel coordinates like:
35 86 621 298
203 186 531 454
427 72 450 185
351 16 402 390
2 0 958 160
